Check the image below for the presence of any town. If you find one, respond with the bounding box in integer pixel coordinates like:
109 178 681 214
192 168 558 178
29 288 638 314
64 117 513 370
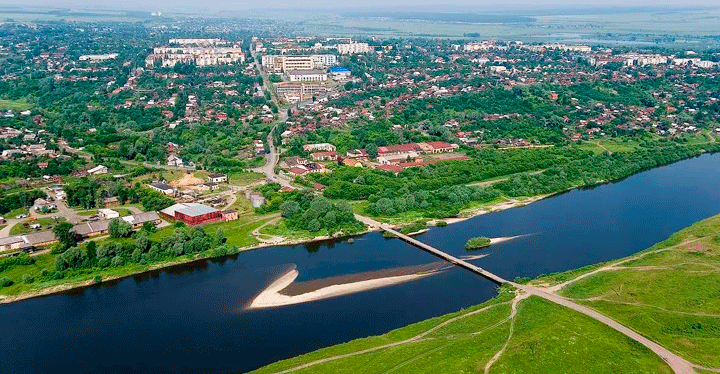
1 11 720 374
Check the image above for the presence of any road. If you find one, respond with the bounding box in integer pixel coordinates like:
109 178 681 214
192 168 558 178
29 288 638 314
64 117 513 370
356 214 701 374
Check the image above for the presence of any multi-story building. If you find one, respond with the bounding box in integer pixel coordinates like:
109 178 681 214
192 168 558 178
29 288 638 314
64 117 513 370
337 42 371 54
288 70 328 82
274 83 327 102
262 55 337 73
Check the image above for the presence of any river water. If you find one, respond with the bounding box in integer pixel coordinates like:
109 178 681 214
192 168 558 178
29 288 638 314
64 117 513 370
2 153 720 374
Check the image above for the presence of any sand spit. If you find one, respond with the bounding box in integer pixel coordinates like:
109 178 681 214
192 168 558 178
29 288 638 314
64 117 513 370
247 263 448 310
489 234 531 245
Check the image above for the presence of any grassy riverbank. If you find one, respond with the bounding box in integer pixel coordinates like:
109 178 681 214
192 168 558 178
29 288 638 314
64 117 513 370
250 213 720 373
0 215 275 304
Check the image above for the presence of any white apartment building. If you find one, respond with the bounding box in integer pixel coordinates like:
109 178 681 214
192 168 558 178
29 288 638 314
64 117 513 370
147 46 244 67
337 42 371 54
262 55 337 73
288 70 328 82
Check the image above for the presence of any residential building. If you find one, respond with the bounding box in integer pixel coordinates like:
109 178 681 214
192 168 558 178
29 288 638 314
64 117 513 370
303 143 337 152
288 70 328 82
87 165 108 175
337 42 371 55
310 151 338 161
207 173 228 183
98 208 120 220
148 182 176 195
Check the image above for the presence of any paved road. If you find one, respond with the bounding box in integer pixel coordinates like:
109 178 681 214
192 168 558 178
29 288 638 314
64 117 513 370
356 214 700 374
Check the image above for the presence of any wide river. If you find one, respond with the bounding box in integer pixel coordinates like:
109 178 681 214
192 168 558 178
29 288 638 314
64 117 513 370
3 153 720 374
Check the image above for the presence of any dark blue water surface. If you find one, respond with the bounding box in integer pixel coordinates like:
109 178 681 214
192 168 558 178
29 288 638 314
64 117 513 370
2 153 720 374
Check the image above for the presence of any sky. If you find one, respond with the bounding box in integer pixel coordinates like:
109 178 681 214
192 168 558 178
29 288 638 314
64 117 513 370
0 0 717 12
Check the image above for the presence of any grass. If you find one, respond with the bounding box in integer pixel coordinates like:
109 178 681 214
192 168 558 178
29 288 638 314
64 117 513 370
0 98 32 111
229 171 265 186
560 232 720 367
77 210 98 216
202 215 274 248
250 290 671 374
490 297 672 374
250 213 720 373
4 207 29 218
250 288 517 374
9 217 66 235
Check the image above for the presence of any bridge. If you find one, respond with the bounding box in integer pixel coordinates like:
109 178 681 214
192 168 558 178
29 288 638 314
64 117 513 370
382 225 508 284
354 214 699 374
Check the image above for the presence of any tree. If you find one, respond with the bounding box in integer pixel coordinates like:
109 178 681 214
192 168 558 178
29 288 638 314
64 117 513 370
108 218 132 238
135 232 149 252
85 241 97 260
308 219 321 232
214 229 226 246
53 222 79 250
280 200 301 218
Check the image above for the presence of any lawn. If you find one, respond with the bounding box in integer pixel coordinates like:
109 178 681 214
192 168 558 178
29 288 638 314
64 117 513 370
202 215 276 248
250 288 670 374
77 210 99 216
9 217 66 235
229 171 265 186
560 232 720 367
490 297 672 374
0 98 32 111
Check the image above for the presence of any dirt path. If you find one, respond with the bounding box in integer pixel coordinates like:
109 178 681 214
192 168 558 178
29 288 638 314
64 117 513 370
252 214 284 244
484 293 527 374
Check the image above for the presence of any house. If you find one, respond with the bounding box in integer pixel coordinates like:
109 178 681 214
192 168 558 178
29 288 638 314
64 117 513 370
310 151 337 161
98 208 120 220
303 143 336 152
160 203 222 225
148 182 176 196
0 236 30 253
346 149 369 159
417 141 459 154
88 165 108 175
122 211 162 227
207 173 227 183
22 231 57 248
222 210 239 222
103 197 120 207
167 155 184 167
72 220 111 237
37 162 49 169
377 143 422 157
203 182 220 191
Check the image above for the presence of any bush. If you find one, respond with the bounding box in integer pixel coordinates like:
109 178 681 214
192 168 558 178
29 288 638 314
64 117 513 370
0 276 13 288
22 274 34 284
93 275 102 284
435 221 448 227
465 236 491 250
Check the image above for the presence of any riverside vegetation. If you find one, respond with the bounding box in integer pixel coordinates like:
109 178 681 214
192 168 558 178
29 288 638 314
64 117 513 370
250 213 720 373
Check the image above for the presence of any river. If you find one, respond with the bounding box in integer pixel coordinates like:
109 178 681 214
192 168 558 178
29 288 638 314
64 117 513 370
2 153 720 374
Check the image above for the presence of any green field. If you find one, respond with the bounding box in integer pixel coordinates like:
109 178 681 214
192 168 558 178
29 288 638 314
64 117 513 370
250 213 720 373
9 217 66 235
0 98 31 111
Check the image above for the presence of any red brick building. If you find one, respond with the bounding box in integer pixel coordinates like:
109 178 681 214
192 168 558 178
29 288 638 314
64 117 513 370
160 203 222 225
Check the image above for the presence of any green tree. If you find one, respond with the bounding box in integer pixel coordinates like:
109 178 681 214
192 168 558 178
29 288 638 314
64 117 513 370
53 222 79 250
108 218 133 238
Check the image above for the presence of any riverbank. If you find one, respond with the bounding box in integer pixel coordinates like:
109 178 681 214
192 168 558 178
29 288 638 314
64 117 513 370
0 150 714 306
250 213 720 374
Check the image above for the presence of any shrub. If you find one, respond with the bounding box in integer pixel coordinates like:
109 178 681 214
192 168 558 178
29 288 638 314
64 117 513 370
0 277 13 288
22 274 34 284
436 221 448 227
465 236 491 250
